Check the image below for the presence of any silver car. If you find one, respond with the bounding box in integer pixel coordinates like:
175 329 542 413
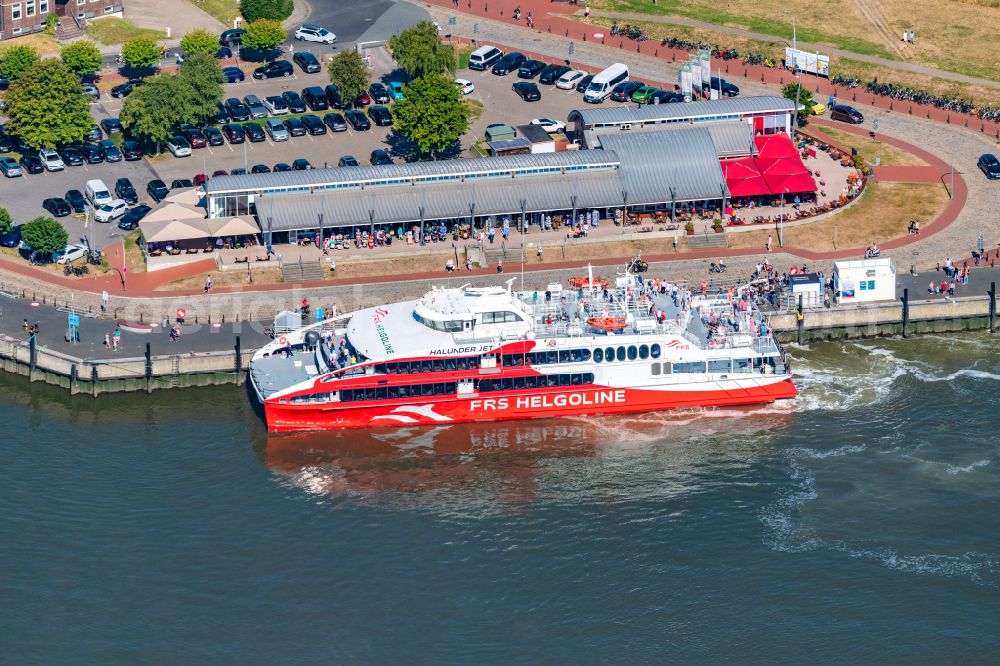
264 118 290 142
243 94 268 119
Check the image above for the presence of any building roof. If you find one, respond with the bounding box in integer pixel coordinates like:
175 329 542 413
593 120 755 158
568 95 795 128
516 124 554 144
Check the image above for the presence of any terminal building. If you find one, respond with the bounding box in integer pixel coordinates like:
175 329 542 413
193 96 799 245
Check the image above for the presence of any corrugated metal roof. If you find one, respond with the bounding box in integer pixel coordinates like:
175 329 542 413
204 150 619 195
593 121 755 158
568 95 795 127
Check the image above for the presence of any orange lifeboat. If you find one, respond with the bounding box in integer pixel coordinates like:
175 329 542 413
568 276 608 289
586 317 627 332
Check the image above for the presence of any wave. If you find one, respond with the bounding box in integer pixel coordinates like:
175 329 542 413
947 459 991 475
787 444 867 459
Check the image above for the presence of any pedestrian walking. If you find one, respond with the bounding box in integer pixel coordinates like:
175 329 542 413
766 234 772 252
112 327 121 351
104 332 111 349
537 244 543 259
584 5 590 18
205 275 213 292
466 257 473 270
497 259 504 274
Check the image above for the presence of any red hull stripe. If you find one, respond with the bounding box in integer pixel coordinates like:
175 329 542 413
264 380 798 432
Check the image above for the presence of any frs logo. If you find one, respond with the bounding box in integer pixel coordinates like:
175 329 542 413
665 340 690 350
371 404 454 424
373 307 389 324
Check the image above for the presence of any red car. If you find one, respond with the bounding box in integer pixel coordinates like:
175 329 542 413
353 91 372 106
212 169 228 177
182 128 207 149
193 173 207 187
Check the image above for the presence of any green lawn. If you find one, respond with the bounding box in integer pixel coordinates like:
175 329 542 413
86 18 167 45
187 0 241 28
464 98 484 122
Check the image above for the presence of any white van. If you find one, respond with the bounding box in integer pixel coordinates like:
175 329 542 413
583 63 629 103
468 45 503 71
85 179 112 208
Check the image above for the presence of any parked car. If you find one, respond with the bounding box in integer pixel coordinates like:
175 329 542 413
0 131 12 153
211 102 231 125
291 158 313 170
575 74 594 93
115 177 138 204
518 60 547 79
556 69 586 90
64 189 87 213
0 156 21 177
253 60 293 80
282 90 307 113
182 127 207 149
530 117 566 134
353 90 372 107
283 117 307 136
455 78 475 95
709 76 740 97
977 154 1000 179
83 83 100 102
38 148 66 171
369 82 391 104
367 105 393 126
229 168 247 175
389 81 404 100
251 164 272 174
293 51 322 73
630 85 659 104
85 125 102 143
648 90 681 105
243 122 265 142
344 109 370 131
166 135 192 157
265 118 290 141
100 118 124 134
56 244 89 264
222 123 246 143
222 66 245 83
171 178 194 189
610 80 644 102
94 199 128 223
263 95 289 114
121 140 144 160
273 163 292 172
294 23 336 44
110 79 144 98
225 97 251 121
219 28 244 46
244 94 268 119
492 52 526 76
204 127 225 147
323 112 347 132
338 155 359 167
538 64 570 85
57 145 84 166
118 204 152 231
192 173 208 187
19 155 44 174
42 197 71 217
512 81 541 101
370 149 393 166
324 84 346 109
211 169 229 177
830 104 864 124
301 114 327 135
99 139 123 162
147 179 170 201
1 225 23 247
81 144 104 164
215 46 232 59
302 86 329 111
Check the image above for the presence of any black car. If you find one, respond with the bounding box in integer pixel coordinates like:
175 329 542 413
609 80 644 102
323 112 347 132
115 177 138 204
84 125 102 143
273 162 292 172
367 105 393 126
492 52 526 76
230 168 247 175
223 123 246 143
292 158 313 171
110 79 144 98
709 76 740 97
211 102 231 125
284 117 307 136
219 28 244 46
19 155 43 174
830 104 864 124
204 127 225 146
282 91 307 114
0 225 22 248
338 155 359 167
345 109 370 131
99 139 123 162
302 86 329 111
251 164 272 174
369 82 391 104
538 64 570 85
147 179 169 202
243 122 265 142
171 178 194 189
225 97 251 121
121 140 143 160
216 46 233 59
977 154 1000 179
57 145 84 166
518 59 547 79
118 204 152 231
648 90 682 105
253 60 293 80
0 131 12 153
512 82 541 101
301 114 326 135
64 189 87 213
324 84 346 109
293 51 321 73
42 197 71 217
222 66 245 83
370 149 393 166
81 144 104 164
100 118 124 134
576 74 594 93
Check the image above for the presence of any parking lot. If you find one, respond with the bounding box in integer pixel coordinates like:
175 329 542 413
1 49 636 251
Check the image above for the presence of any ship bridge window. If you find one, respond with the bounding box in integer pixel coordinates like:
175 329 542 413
707 360 732 373
481 311 524 324
672 361 706 374
413 311 465 332
733 358 752 372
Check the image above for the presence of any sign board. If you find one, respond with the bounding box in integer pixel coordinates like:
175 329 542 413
67 312 80 327
176 308 187 320
784 47 830 77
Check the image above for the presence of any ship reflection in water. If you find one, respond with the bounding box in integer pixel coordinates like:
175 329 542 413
262 404 794 513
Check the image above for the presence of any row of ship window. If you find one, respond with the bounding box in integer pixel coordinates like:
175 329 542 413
504 345 663 366
652 359 759 375
293 373 597 403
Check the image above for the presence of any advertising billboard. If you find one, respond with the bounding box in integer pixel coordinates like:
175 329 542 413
784 47 830 77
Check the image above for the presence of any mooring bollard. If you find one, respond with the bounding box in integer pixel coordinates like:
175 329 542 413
990 282 997 334
901 288 909 338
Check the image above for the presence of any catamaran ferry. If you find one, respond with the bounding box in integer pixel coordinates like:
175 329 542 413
249 269 796 432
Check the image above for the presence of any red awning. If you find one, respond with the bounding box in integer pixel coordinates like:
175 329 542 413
721 157 770 197
764 172 820 195
753 133 817 194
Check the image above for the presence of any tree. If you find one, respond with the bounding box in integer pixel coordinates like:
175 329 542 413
782 82 815 123
0 45 40 81
121 37 162 69
0 208 12 236
21 216 69 256
178 52 224 120
180 29 218 56
121 74 197 152
327 49 368 107
61 41 103 78
242 19 286 52
241 0 294 22
388 21 455 79
4 60 92 150
393 73 470 159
